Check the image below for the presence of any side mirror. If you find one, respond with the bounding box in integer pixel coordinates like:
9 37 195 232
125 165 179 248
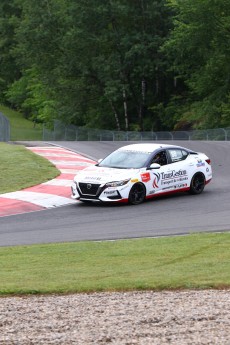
148 163 161 170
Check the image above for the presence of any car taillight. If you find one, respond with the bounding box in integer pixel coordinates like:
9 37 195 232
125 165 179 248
206 159 211 165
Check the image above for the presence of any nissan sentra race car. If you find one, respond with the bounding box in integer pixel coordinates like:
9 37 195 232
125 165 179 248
71 143 212 205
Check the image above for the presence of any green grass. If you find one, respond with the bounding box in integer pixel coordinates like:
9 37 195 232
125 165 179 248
0 142 59 193
0 108 229 296
0 233 230 295
0 104 43 140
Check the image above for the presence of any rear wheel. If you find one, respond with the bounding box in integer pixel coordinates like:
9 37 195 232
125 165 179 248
189 173 205 195
128 183 146 205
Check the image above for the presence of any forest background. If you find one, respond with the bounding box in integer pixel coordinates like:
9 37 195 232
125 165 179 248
0 0 230 133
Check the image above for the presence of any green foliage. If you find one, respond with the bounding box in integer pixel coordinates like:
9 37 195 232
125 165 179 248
6 67 56 124
0 0 230 131
1 0 173 131
164 0 230 128
0 0 21 103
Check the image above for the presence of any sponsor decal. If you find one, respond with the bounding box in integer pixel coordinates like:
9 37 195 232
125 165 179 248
153 178 159 188
153 170 188 188
161 169 187 180
174 183 187 189
162 179 174 186
162 186 174 191
141 172 151 183
196 159 205 167
131 178 139 183
148 190 155 195
84 176 102 181
153 173 160 188
161 170 188 186
104 190 118 195
153 170 188 187
162 177 188 186
162 183 187 191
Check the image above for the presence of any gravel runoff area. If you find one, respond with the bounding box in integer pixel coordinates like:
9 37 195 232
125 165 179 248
1 290 230 345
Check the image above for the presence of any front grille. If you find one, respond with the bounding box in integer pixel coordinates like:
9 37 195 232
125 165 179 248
78 183 101 196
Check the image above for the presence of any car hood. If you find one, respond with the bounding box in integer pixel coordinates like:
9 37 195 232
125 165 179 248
74 165 140 184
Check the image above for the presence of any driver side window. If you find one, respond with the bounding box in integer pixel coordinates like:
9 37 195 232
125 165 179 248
151 150 167 166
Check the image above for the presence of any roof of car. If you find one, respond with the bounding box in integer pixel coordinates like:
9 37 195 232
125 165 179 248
118 143 183 153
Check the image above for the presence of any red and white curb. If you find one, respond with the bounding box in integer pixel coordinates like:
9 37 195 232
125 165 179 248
0 146 96 217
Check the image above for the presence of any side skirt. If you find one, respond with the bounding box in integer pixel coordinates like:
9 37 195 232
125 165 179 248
145 187 190 200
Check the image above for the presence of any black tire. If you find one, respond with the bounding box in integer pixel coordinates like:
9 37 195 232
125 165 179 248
128 183 146 205
189 173 205 195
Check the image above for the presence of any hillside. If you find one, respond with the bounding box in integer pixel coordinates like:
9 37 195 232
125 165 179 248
0 104 42 141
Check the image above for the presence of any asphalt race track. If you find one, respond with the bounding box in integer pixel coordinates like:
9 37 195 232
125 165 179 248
0 140 230 247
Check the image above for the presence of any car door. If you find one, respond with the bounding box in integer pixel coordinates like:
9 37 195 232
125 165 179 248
147 149 176 195
149 148 192 195
164 148 192 192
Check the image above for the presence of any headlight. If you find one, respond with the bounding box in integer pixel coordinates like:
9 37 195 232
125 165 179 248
105 179 130 188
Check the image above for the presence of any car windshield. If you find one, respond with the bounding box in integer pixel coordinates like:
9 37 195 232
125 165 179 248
98 150 151 169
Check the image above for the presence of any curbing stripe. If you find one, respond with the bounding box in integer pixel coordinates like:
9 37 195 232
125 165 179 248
2 191 77 208
0 146 95 216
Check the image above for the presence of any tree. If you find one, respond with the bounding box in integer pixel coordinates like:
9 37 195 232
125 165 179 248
164 0 230 128
3 0 173 131
7 0 68 123
0 0 21 103
57 0 172 130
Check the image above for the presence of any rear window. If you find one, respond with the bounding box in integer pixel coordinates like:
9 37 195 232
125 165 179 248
168 149 188 163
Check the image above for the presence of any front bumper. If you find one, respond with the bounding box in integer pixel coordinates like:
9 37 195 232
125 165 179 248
71 182 129 203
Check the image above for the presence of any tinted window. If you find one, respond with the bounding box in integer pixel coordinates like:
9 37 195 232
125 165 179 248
168 149 188 163
151 150 167 166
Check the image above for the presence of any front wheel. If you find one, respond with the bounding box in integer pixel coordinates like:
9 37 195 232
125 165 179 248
128 183 146 205
189 173 205 195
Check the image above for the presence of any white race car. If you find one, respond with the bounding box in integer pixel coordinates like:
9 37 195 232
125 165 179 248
71 143 212 205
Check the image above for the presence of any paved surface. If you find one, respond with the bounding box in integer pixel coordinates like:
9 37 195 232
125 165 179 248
0 140 229 246
1 141 229 345
0 146 95 217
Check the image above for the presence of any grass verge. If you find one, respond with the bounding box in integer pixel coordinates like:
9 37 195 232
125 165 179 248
0 104 43 140
0 143 59 194
0 233 229 295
